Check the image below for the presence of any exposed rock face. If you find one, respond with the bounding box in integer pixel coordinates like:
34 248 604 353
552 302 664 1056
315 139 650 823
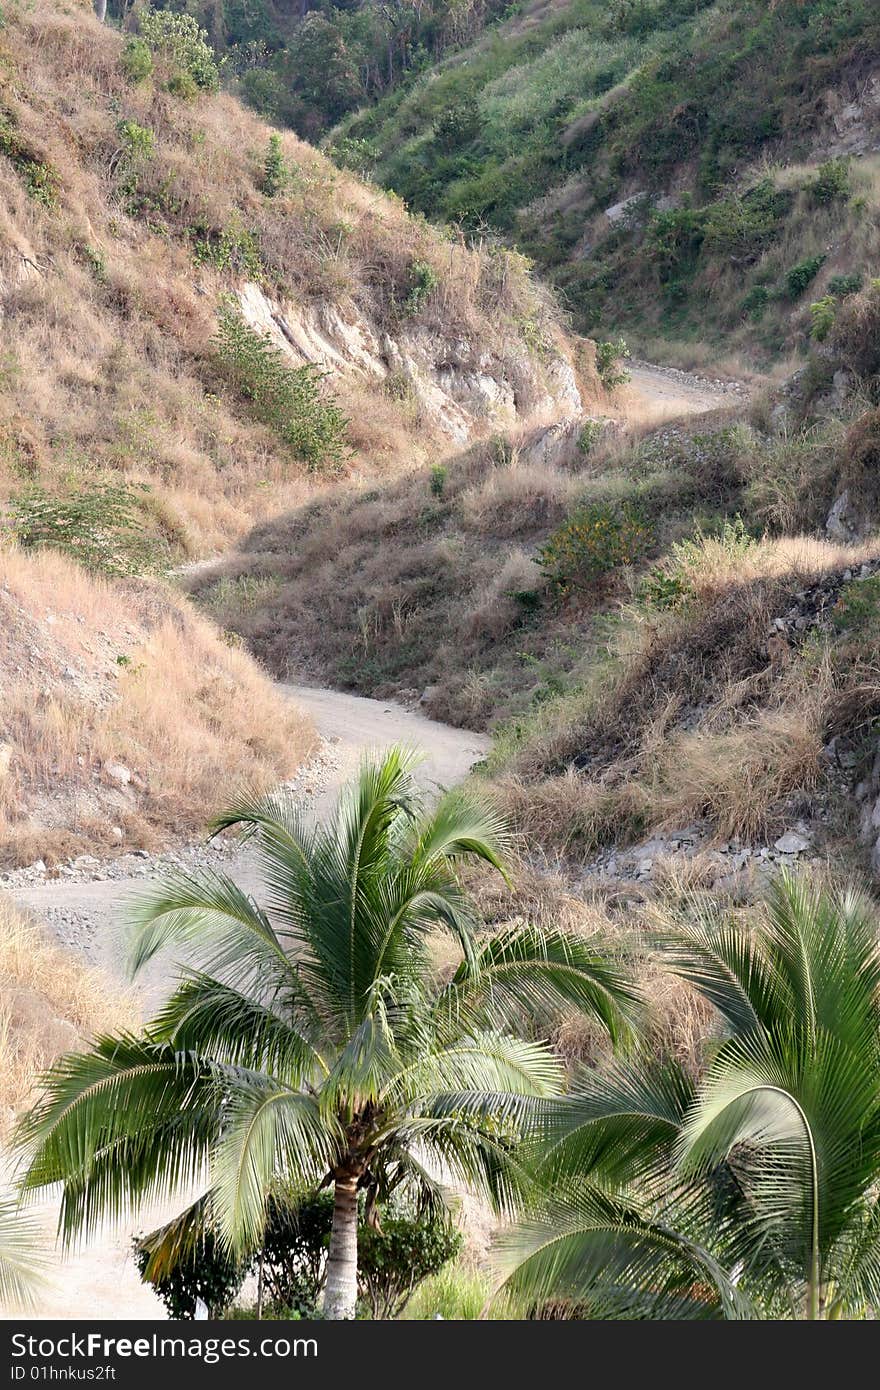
817 67 880 157
236 281 582 444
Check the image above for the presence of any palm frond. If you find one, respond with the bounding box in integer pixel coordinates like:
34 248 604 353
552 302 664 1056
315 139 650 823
0 1199 45 1311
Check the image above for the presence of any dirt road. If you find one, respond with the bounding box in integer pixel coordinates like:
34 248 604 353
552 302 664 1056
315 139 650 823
623 359 746 421
6 686 488 1321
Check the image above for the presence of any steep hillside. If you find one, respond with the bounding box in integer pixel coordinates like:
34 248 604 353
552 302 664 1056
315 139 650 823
337 0 880 365
0 0 583 569
0 547 315 866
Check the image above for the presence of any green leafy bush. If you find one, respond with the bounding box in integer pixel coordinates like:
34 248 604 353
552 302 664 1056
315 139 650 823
577 419 605 456
785 254 825 299
138 8 220 94
7 480 162 577
188 219 261 276
403 259 440 315
133 1230 244 1320
262 133 289 197
358 1211 461 1321
741 283 770 320
638 564 692 611
0 115 59 207
430 464 447 497
810 295 837 341
827 271 863 299
807 158 850 205
701 179 791 258
595 338 631 388
214 303 348 468
121 37 153 85
537 501 650 594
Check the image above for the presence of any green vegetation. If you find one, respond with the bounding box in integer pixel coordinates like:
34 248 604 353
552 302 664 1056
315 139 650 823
537 502 651 595
136 1191 460 1320
7 480 163 577
501 875 880 1319
213 303 349 468
0 113 58 207
18 751 635 1319
137 7 220 95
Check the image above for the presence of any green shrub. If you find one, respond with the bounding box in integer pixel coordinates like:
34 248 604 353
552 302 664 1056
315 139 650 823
7 480 162 577
133 1230 244 1320
536 500 650 594
117 118 155 161
638 564 692 611
807 158 850 205
595 338 631 388
214 302 348 468
785 254 825 299
741 283 770 320
0 115 59 208
262 133 289 197
358 1211 461 1321
430 464 447 497
701 179 791 258
810 295 837 341
403 259 440 315
189 219 261 276
827 271 863 299
121 36 153 85
577 419 605 456
138 8 220 94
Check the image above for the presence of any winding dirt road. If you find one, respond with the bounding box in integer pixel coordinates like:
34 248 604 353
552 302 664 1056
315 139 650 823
6 687 488 1321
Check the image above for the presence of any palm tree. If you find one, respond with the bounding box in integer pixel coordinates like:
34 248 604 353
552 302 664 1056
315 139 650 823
499 873 880 1319
18 750 637 1319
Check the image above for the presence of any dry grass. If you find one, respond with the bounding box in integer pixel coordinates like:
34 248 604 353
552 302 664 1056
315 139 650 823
0 895 137 1135
0 546 316 866
495 532 880 853
0 0 571 563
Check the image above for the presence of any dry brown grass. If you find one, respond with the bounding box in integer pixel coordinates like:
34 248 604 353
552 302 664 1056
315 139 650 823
0 0 571 562
495 532 880 853
0 547 316 866
0 895 137 1135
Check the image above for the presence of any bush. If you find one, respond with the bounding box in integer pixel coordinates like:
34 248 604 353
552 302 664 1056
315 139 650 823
807 158 850 205
577 420 604 456
741 283 770 320
262 133 289 197
121 36 153 85
536 501 650 594
214 302 348 468
430 464 447 497
138 7 220 94
827 271 863 299
0 116 58 207
358 1211 461 1321
595 338 631 388
6 480 162 577
403 259 439 315
785 254 825 300
809 295 837 342
701 179 791 258
829 279 880 380
133 1230 244 1320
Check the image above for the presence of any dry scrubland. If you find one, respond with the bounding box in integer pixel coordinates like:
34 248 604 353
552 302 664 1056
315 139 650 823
0 895 136 1134
0 548 315 866
0 0 569 558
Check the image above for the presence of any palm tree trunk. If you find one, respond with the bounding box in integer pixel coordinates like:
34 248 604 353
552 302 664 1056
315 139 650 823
322 1173 359 1319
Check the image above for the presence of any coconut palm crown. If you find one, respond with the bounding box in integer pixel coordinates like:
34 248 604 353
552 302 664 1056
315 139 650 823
18 749 637 1318
500 873 880 1320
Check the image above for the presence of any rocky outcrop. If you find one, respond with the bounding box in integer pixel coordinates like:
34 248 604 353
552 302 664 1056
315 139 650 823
236 281 582 445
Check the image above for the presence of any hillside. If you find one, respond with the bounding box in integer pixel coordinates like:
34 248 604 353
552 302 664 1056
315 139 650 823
336 0 880 366
0 0 584 569
0 0 590 865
